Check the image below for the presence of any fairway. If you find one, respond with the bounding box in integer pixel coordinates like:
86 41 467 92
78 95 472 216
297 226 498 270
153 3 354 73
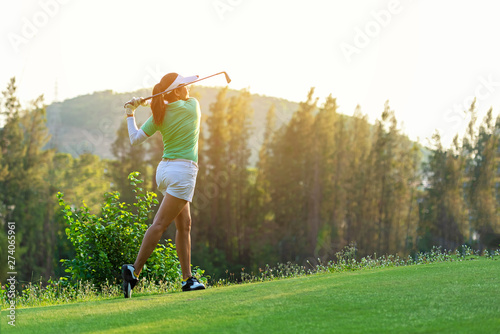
2 259 499 333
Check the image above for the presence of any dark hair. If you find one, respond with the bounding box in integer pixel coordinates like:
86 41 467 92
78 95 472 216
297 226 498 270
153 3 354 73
151 73 180 126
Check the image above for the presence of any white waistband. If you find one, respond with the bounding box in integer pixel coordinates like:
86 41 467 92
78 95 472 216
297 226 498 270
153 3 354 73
161 158 198 168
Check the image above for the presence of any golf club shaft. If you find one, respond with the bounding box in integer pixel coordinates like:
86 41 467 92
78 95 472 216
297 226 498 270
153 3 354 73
124 71 231 107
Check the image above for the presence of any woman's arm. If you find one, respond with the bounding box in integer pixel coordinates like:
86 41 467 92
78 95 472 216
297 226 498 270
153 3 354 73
124 97 151 146
127 116 149 146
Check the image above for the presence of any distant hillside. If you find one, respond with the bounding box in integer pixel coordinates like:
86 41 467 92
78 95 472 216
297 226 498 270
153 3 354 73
45 87 430 167
45 86 299 165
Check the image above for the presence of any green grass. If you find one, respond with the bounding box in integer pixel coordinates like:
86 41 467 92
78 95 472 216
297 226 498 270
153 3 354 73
2 258 499 333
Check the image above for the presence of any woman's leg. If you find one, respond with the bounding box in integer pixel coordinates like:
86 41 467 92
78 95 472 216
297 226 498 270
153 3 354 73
133 193 188 276
175 203 192 280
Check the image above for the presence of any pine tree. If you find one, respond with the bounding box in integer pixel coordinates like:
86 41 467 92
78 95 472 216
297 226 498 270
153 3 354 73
469 108 499 246
462 99 478 244
21 96 55 277
267 88 316 262
251 104 279 266
366 104 396 254
109 118 148 205
344 105 372 255
309 95 338 258
420 132 467 250
225 89 253 263
365 102 418 254
0 79 59 279
195 87 230 264
0 78 25 223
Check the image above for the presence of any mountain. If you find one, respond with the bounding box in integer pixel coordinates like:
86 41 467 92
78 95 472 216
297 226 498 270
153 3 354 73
45 87 429 167
45 86 299 164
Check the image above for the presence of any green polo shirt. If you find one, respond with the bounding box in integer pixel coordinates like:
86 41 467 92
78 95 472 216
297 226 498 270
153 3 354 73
141 98 201 163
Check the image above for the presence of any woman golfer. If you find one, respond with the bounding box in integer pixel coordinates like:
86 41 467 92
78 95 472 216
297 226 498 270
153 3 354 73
121 72 205 297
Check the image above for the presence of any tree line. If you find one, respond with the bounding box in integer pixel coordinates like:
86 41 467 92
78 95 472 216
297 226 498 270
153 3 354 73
1 78 499 283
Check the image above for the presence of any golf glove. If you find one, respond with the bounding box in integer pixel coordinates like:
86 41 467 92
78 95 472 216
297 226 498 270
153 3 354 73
124 97 148 116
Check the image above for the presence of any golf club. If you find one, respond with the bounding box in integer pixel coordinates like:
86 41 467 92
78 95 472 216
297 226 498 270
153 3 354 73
124 71 231 108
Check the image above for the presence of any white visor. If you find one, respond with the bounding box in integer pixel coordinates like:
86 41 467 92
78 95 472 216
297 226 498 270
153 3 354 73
165 74 199 92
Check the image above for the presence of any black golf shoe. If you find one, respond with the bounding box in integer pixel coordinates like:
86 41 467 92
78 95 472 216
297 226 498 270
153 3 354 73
122 264 139 298
182 276 206 291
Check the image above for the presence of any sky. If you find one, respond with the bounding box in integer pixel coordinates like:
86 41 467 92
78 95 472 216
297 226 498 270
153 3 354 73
1 0 500 148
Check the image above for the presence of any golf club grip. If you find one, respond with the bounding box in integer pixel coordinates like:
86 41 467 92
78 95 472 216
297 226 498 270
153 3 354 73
123 98 146 108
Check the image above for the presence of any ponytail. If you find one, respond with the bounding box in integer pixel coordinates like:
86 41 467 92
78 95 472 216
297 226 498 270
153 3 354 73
150 72 180 126
151 83 166 126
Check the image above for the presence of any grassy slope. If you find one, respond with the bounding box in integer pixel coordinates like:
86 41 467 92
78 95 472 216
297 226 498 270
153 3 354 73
2 259 499 333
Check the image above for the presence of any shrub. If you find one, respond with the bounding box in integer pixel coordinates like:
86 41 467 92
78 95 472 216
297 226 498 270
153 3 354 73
57 172 181 285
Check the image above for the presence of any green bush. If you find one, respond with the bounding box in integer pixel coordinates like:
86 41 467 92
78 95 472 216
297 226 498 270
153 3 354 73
57 172 181 285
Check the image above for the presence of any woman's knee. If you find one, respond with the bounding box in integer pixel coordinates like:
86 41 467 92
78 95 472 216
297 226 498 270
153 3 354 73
152 215 172 233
